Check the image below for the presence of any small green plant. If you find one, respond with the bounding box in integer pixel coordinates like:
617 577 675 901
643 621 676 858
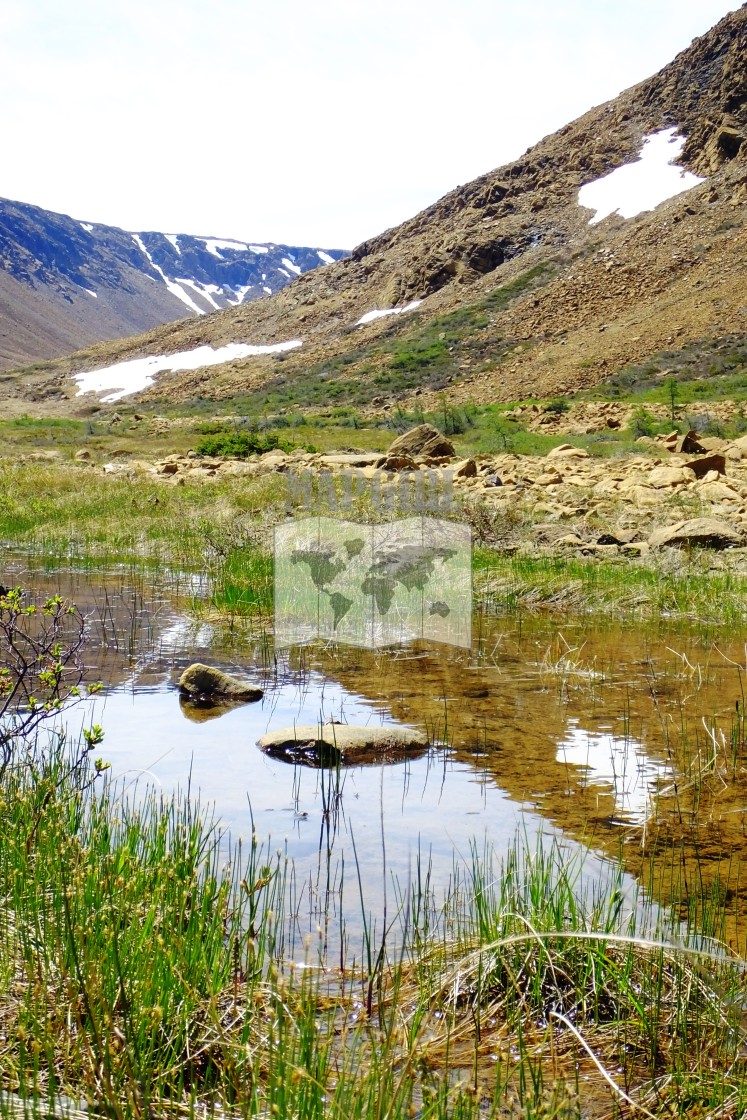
630 406 657 438
664 375 680 423
0 587 91 777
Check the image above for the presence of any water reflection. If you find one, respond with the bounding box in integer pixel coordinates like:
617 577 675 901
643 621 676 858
6 556 747 948
557 722 672 824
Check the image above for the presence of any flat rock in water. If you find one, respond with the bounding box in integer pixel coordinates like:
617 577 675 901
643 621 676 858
258 724 429 766
178 662 263 701
648 518 743 550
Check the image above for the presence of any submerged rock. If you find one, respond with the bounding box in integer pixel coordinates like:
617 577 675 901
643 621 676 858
257 723 429 767
178 662 263 701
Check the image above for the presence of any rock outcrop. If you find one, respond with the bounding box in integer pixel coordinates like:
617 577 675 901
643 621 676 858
386 425 456 461
648 518 744 549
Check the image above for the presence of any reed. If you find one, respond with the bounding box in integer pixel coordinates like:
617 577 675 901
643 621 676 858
1 735 747 1119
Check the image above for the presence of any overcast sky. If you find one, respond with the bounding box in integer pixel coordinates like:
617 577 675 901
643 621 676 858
0 1 738 248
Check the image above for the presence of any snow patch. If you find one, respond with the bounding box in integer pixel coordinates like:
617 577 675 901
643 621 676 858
84 289 98 298
176 277 223 311
357 300 422 326
578 128 705 226
80 222 94 233
278 268 290 279
282 257 302 275
202 238 249 258
248 244 269 254
73 340 304 403
132 234 205 315
317 250 335 265
228 283 254 305
165 234 181 254
262 285 272 294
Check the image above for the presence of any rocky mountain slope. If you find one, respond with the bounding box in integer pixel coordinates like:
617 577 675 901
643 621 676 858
0 197 346 372
4 4 746 415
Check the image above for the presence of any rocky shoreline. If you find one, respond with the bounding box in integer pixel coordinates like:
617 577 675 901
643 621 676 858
57 421 747 570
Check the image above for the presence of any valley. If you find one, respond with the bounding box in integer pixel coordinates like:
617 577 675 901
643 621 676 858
1 5 747 1118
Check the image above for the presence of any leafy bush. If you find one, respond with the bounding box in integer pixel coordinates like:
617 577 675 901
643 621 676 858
194 431 290 458
630 407 658 438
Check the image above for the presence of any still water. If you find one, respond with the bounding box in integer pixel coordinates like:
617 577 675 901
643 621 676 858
6 556 747 951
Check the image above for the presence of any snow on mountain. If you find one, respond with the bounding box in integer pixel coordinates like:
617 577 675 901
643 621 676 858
0 196 347 371
578 128 706 225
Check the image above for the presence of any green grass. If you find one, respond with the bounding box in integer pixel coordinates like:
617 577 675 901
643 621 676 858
2 741 746 1119
474 550 747 627
5 458 747 629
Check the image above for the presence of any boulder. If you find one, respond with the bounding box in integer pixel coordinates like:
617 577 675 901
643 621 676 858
546 444 589 460
316 453 382 469
74 449 92 462
453 457 477 479
386 424 455 460
178 663 263 701
684 453 726 479
377 454 419 472
257 723 428 767
675 430 707 455
696 480 742 502
646 466 691 488
648 518 743 550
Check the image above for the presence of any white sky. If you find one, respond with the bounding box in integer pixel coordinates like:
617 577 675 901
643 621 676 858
0 1 738 249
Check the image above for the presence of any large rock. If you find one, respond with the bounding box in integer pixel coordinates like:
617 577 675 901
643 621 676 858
646 466 691 488
684 453 726 479
386 424 455 460
546 444 589 460
648 518 743 550
178 663 263 701
257 723 428 767
675 430 707 455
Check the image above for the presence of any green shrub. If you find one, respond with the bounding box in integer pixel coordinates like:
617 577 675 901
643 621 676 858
194 431 289 458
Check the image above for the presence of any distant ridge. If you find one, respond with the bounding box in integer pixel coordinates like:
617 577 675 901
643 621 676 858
0 196 346 371
4 4 746 414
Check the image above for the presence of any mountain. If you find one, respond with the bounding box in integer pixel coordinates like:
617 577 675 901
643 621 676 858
4 4 746 414
0 197 346 371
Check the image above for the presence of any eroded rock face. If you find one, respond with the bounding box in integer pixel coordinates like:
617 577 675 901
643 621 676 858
648 518 743 549
178 662 263 701
387 425 455 461
257 724 429 767
684 453 727 479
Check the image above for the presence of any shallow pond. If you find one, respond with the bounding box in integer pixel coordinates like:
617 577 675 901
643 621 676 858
5 554 747 953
